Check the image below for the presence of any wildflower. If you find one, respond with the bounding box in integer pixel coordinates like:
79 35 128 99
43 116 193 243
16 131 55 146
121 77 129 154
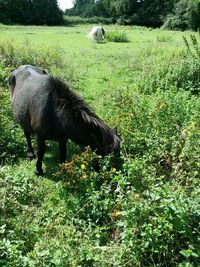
110 210 121 220
132 193 140 199
81 164 86 170
111 167 116 173
159 102 168 109
81 173 87 179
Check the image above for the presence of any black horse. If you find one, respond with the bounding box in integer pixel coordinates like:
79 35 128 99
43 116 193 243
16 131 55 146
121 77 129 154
8 65 120 175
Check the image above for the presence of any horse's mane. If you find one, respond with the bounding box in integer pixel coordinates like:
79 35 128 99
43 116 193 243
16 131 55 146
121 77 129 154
51 77 119 154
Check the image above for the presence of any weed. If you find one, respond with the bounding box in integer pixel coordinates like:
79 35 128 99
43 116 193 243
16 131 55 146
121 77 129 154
0 25 199 267
106 31 129 43
183 33 200 60
0 39 64 70
156 33 172 42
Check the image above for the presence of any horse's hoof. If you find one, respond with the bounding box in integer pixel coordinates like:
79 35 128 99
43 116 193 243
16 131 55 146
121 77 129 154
34 169 44 176
27 152 36 161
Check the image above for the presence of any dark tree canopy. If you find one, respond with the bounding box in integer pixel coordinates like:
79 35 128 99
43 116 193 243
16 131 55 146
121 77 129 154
67 0 177 26
67 0 200 30
0 0 199 30
0 0 63 25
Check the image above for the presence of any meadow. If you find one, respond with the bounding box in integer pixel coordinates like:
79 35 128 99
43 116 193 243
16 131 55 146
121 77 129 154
0 24 200 266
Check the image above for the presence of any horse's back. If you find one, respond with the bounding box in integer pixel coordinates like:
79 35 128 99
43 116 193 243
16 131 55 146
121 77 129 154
9 65 54 133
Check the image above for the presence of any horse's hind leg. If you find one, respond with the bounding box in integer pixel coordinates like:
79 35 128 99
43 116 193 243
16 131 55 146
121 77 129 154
35 136 46 176
58 140 67 164
24 131 36 161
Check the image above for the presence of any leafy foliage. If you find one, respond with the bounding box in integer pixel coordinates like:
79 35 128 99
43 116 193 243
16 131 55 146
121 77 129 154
106 30 129 43
0 0 200 31
0 84 25 164
0 39 64 70
0 0 63 25
0 25 200 266
189 0 200 31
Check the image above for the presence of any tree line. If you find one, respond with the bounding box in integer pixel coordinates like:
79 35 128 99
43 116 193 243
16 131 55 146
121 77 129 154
0 0 63 25
0 0 199 30
66 0 200 30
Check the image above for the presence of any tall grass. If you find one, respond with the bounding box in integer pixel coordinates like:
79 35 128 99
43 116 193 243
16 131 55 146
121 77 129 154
64 15 112 26
0 26 200 267
0 38 64 70
183 33 200 60
106 30 129 43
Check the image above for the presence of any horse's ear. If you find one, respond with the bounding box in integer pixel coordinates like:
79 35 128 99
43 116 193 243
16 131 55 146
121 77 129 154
8 74 16 88
42 69 47 74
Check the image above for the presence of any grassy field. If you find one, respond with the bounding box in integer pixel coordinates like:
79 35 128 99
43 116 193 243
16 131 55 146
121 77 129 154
0 24 200 266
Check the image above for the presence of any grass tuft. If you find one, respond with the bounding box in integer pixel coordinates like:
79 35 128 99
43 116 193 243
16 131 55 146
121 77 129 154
106 30 129 43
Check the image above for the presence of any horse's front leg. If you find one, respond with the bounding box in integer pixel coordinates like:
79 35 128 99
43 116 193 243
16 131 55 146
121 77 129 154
35 135 46 176
58 140 67 164
24 131 36 161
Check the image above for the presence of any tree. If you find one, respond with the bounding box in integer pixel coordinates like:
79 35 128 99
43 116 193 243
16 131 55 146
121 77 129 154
70 0 107 17
102 0 137 18
189 0 200 30
0 0 63 25
0 0 11 23
30 0 63 25
136 0 176 27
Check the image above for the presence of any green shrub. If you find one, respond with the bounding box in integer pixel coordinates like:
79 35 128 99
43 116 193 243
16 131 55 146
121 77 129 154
115 173 200 266
0 26 200 267
0 166 45 266
0 87 25 164
64 16 112 26
162 0 200 31
156 34 172 42
162 0 189 30
0 39 64 70
183 33 200 60
106 31 129 43
128 46 200 94
188 0 200 31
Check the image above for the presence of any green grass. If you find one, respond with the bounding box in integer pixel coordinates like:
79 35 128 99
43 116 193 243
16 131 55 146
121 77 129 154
106 30 129 42
0 24 200 266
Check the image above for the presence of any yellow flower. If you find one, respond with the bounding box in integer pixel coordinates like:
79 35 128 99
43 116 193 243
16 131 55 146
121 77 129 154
132 193 140 199
115 210 121 216
190 122 196 129
110 210 121 219
111 167 116 173
81 164 86 170
159 102 168 110
81 173 87 179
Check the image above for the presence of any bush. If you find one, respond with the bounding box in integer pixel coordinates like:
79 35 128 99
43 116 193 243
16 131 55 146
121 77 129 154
0 39 64 71
63 16 112 26
0 166 45 266
0 26 200 267
0 86 25 164
106 31 129 43
128 46 200 94
156 34 172 42
189 0 200 31
162 0 189 30
162 0 200 31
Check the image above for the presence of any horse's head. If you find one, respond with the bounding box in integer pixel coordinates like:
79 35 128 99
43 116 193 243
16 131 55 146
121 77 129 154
90 125 120 157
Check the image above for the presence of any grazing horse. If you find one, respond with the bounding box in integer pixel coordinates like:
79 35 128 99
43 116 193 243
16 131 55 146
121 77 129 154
87 26 105 42
8 65 120 175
